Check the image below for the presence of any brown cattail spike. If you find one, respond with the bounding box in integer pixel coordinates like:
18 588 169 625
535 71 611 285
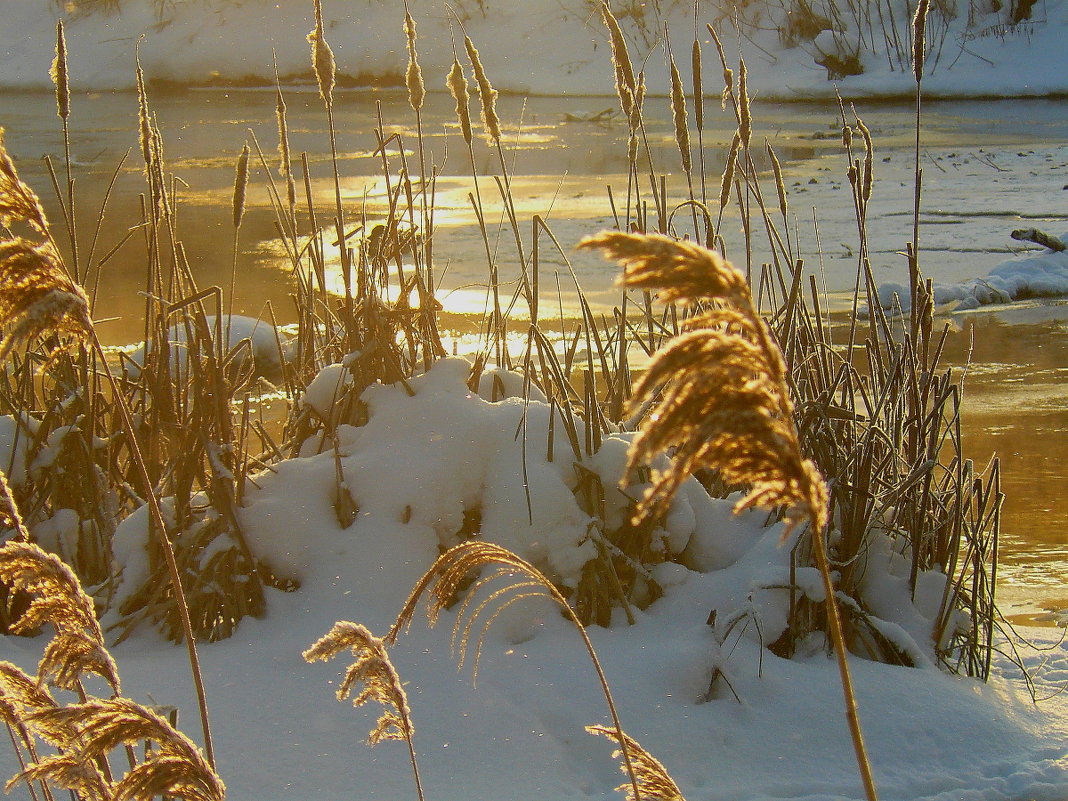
233 142 250 229
913 0 931 82
51 21 70 121
669 56 691 174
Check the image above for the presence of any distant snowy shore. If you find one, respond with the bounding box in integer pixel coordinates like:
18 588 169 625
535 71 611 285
3 0 1068 100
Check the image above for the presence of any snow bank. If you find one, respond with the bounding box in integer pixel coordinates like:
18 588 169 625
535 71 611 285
4 0 1068 100
123 313 283 378
54 356 1064 801
876 236 1068 312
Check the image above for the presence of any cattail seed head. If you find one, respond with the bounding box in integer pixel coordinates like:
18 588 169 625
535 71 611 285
447 59 472 145
404 11 425 112
913 0 930 82
308 0 336 108
602 3 637 122
719 133 740 212
738 61 751 148
464 36 500 143
232 142 250 230
691 38 704 132
51 21 70 121
669 56 691 174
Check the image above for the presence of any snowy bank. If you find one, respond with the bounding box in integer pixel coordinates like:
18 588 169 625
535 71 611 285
877 233 1068 312
3 357 1062 801
4 1 1068 100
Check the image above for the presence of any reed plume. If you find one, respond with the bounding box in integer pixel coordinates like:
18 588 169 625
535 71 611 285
586 725 685 801
304 622 424 801
385 540 644 801
580 231 877 801
16 699 225 801
0 129 50 235
0 540 119 693
0 238 91 361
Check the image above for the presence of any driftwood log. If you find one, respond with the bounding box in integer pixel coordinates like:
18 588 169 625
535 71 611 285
1010 227 1066 252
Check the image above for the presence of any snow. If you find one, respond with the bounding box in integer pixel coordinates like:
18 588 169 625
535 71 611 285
123 313 283 378
875 235 1068 312
6 357 1067 801
3 0 1068 101
3 3 1068 800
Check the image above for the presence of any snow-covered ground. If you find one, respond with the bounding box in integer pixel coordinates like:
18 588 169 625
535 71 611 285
3 3 1068 801
5 358 1068 801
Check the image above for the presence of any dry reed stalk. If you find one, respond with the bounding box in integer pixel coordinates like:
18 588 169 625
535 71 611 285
304 621 425 801
580 231 877 801
0 132 217 769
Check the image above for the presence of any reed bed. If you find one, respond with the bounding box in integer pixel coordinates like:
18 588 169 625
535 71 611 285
0 1 1007 799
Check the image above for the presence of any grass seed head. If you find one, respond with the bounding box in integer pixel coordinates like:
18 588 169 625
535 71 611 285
0 238 91 361
587 724 686 801
0 129 50 235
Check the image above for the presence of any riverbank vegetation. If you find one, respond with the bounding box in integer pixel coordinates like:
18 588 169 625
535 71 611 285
1 1 1006 799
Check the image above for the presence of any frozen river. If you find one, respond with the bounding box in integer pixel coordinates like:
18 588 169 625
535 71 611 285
3 86 1066 624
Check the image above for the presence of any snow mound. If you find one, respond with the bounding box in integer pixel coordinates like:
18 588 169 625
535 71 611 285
876 237 1068 313
123 314 283 379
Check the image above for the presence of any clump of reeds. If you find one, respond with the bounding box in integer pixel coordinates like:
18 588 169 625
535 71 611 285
0 540 224 801
581 231 876 801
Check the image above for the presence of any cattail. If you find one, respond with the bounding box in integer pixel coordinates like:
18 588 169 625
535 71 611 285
669 57 691 175
738 60 751 148
719 133 740 212
913 0 930 82
275 86 296 208
51 21 70 121
602 3 636 120
705 24 733 110
403 11 424 112
0 129 50 235
766 142 787 220
0 239 91 361
691 38 703 132
308 0 336 108
631 71 645 131
447 59 472 145
232 142 250 229
464 36 500 142
857 116 874 203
